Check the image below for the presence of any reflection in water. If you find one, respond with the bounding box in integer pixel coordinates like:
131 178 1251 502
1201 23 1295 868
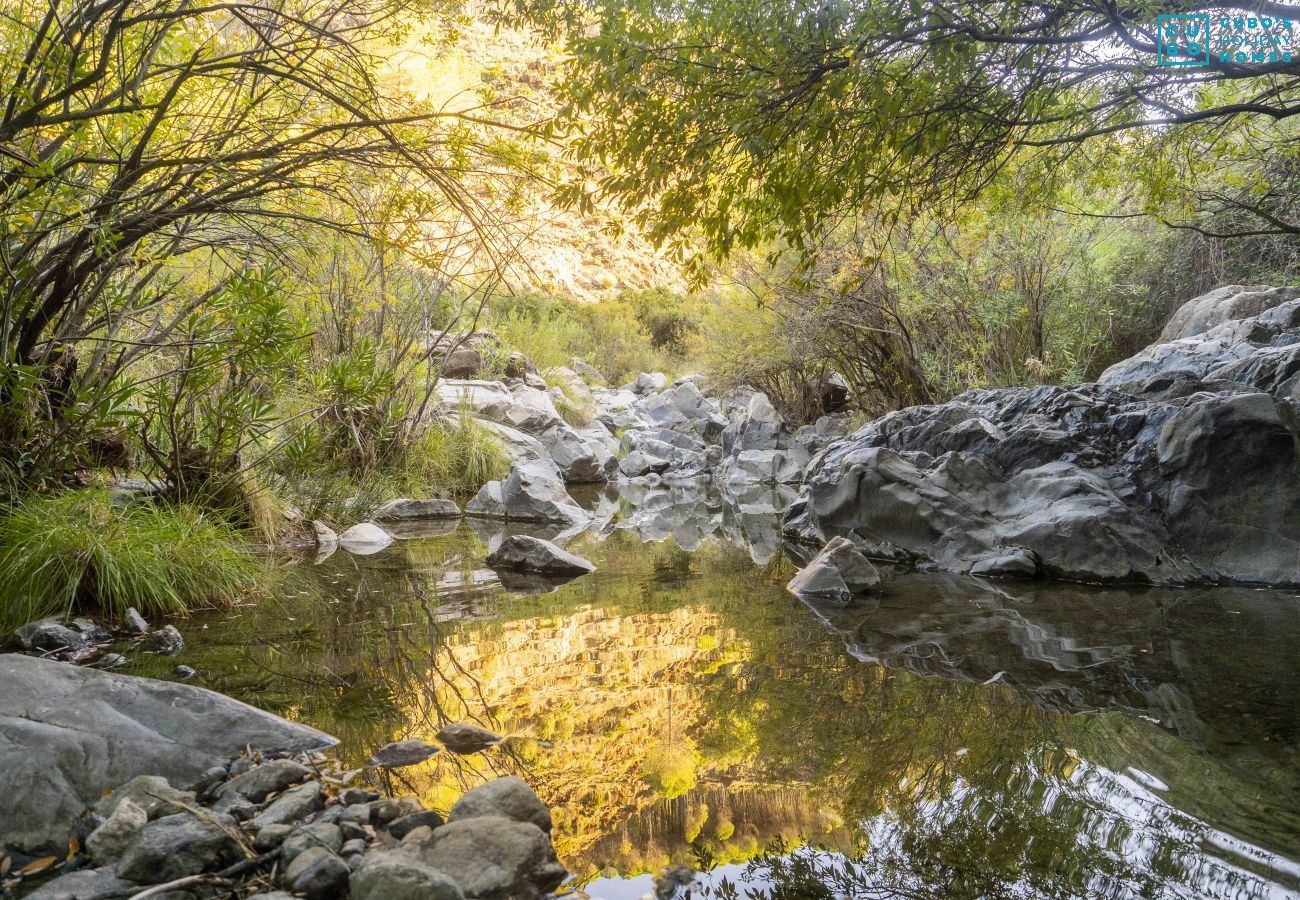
124 485 1299 898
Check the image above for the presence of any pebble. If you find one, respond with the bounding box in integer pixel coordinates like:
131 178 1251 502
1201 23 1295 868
285 845 350 900
173 664 196 679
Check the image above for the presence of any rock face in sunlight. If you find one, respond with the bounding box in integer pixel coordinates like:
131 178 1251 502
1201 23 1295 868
788 294 1300 586
0 654 335 853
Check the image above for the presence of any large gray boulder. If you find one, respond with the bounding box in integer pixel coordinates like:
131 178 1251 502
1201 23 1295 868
402 815 566 900
465 460 588 525
1157 284 1300 342
788 293 1300 587
352 850 466 900
534 420 618 483
0 654 335 853
485 535 595 576
116 810 241 883
787 536 881 603
448 776 552 832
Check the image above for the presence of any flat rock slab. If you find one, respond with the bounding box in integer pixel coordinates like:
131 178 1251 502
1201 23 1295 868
0 654 336 853
372 498 462 521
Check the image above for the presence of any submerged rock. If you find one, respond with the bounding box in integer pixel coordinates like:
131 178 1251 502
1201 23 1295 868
337 522 393 554
369 738 441 768
437 722 506 754
485 535 595 576
786 537 881 604
140 624 184 655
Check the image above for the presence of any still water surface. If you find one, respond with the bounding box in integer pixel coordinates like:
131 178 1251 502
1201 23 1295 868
128 485 1300 899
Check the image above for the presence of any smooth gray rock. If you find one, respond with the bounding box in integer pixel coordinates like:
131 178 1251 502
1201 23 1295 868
449 777 551 832
216 758 313 803
465 459 588 525
13 619 85 653
786 537 881 603
1157 284 1300 341
22 867 138 900
0 655 334 854
312 520 338 547
388 810 446 840
437 721 506 754
280 821 342 866
337 522 393 554
485 535 594 576
116 810 240 883
94 774 195 821
372 498 462 521
970 548 1041 578
403 815 566 900
121 607 149 633
254 822 295 851
285 845 350 899
535 420 618 483
86 796 147 862
140 624 184 655
250 778 324 828
369 738 441 768
351 849 466 900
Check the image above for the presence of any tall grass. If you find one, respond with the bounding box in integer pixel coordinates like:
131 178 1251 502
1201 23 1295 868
0 489 260 633
407 409 511 497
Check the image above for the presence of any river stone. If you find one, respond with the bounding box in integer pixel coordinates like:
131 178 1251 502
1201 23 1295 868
22 867 138 900
312 520 338 547
121 607 150 633
86 796 147 862
255 823 295 851
388 810 446 840
93 773 195 820
437 721 506 754
373 498 462 521
251 778 324 828
141 624 184 655
786 537 881 604
0 652 335 853
337 522 393 554
403 815 567 900
351 849 466 900
216 758 313 803
13 619 86 653
285 845 350 900
369 738 440 768
116 810 240 883
280 821 343 866
485 535 594 576
465 459 588 525
448 777 552 832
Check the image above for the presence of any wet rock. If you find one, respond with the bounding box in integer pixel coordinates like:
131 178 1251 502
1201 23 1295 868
140 625 184 656
373 498 462 521
94 774 195 821
86 796 147 862
121 607 150 634
312 520 338 547
284 845 350 899
388 810 446 840
13 619 86 654
22 867 138 900
116 810 240 883
94 652 126 669
251 779 324 828
337 522 393 555
437 721 506 754
465 459 588 525
369 738 440 768
280 821 342 866
449 776 552 832
786 537 881 604
70 617 115 645
970 548 1041 578
485 535 594 576
403 815 566 900
173 664 196 679
350 849 466 900
216 758 313 804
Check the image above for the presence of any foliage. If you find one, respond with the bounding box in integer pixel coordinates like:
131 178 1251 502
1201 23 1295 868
406 409 511 498
0 489 258 632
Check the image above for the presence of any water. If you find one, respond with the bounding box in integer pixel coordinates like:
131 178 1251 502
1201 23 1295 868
124 484 1300 899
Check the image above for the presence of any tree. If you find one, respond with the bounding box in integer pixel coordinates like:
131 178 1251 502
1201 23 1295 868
516 0 1300 269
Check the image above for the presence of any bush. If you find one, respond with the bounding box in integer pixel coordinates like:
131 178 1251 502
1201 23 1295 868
0 490 259 633
406 409 511 497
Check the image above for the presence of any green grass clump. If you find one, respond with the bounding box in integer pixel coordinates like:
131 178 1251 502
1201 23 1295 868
408 410 510 497
0 489 260 633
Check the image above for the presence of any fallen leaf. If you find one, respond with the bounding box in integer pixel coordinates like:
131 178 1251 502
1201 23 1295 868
17 856 56 876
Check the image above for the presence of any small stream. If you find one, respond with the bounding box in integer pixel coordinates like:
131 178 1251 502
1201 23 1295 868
124 484 1300 899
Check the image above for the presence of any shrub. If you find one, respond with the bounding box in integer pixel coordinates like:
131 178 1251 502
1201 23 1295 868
0 489 259 633
407 409 511 497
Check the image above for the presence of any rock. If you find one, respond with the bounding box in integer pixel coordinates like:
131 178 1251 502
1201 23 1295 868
372 498 462 521
442 347 483 378
312 520 338 547
722 392 788 454
140 624 184 655
121 607 150 634
786 537 881 603
448 777 551 832
13 619 86 654
790 293 1300 586
485 535 594 576
618 448 672 478
70 617 114 645
254 822 295 851
503 351 538 380
388 810 446 840
116 810 240 883
719 447 809 485
341 837 367 857
191 765 227 795
369 738 440 768
95 652 126 669
22 867 138 900
86 796 147 862
436 379 516 420
280 821 343 866
1157 284 1300 341
250 779 324 828
337 523 393 554
402 816 566 900
465 459 588 525
284 845 350 899
216 758 313 804
370 796 424 824
535 420 618 483
94 774 195 821
351 849 466 900
173 664 196 679
630 371 667 394
436 721 506 754
568 357 605 384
